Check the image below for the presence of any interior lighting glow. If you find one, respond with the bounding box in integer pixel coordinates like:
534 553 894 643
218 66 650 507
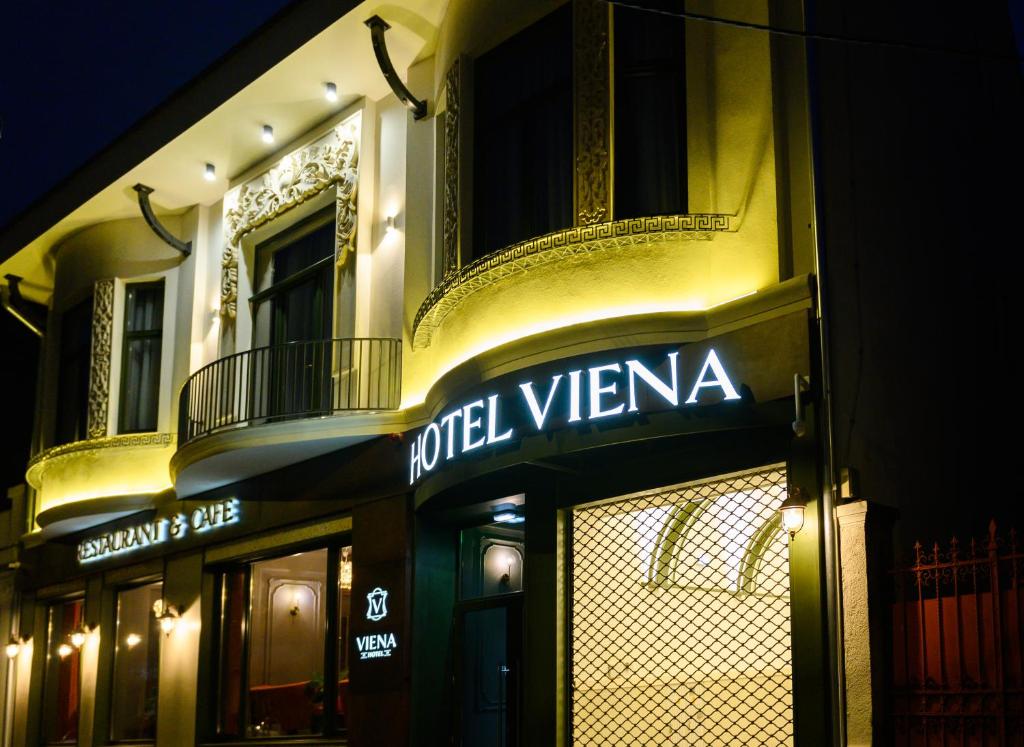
324 81 338 102
125 633 142 648
203 162 216 182
261 124 275 144
57 643 73 659
5 639 20 659
69 628 87 649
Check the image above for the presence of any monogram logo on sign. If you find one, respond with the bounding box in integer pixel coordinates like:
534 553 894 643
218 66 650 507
366 587 389 622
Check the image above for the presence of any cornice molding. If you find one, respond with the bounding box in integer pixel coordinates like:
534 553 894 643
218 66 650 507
412 213 730 349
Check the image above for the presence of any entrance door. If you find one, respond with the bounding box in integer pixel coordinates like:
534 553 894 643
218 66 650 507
455 594 523 747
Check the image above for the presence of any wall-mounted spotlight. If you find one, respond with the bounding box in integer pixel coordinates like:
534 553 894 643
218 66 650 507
153 599 180 636
261 124 275 144
5 635 29 659
385 215 396 235
324 81 338 103
779 488 807 540
493 503 524 524
69 623 91 649
204 162 216 182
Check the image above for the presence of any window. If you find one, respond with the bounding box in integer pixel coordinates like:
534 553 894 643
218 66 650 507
472 4 573 259
215 545 353 739
41 598 84 744
119 281 164 433
613 4 688 219
54 296 93 445
110 581 162 741
252 208 335 348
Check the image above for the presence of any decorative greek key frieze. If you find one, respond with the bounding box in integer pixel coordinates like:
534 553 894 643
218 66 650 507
574 0 611 226
220 121 360 320
87 278 114 438
442 59 461 278
412 213 730 348
28 432 174 470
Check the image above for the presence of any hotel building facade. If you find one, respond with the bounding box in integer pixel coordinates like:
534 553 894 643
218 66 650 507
0 1 1020 745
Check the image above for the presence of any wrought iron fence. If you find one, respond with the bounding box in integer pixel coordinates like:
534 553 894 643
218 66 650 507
177 338 401 446
890 521 1024 746
570 467 793 746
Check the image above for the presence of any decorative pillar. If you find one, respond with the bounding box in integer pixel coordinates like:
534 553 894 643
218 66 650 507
87 279 114 438
441 58 463 278
573 0 612 225
837 500 890 747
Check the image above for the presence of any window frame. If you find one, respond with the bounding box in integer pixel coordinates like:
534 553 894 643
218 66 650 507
107 576 164 744
40 595 86 746
249 206 336 347
207 540 349 742
117 279 165 434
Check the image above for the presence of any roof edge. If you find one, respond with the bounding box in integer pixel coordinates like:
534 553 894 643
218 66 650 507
0 0 362 264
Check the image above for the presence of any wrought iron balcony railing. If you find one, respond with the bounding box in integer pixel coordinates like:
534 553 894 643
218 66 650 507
177 338 401 447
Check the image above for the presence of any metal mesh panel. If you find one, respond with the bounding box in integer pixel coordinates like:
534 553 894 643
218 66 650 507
571 467 793 746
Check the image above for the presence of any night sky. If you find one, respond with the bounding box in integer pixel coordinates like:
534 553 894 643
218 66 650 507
0 1 295 490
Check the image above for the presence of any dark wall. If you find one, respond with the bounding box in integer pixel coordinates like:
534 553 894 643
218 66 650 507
812 1 1024 558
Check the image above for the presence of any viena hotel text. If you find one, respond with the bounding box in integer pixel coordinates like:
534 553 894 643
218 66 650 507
410 348 740 484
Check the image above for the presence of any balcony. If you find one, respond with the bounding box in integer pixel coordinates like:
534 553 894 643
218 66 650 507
172 338 402 496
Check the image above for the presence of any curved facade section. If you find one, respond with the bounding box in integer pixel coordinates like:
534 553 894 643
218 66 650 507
26 433 175 531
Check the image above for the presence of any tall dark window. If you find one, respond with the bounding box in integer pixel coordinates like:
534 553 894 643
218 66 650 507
41 598 84 744
613 4 688 218
472 4 573 259
215 545 352 740
54 296 94 445
110 581 162 741
252 209 335 347
119 281 164 433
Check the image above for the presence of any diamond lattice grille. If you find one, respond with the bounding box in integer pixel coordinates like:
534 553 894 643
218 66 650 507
571 467 794 746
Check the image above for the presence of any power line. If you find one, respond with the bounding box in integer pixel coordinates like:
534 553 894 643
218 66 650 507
602 0 1024 64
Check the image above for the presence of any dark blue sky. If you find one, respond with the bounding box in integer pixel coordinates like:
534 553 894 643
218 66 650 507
0 0 295 229
0 1 294 490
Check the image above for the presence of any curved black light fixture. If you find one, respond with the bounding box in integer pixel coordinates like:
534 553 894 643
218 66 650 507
133 184 191 256
364 15 428 120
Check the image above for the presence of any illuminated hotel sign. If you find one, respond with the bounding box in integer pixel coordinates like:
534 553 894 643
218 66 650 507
77 498 241 564
410 346 741 484
356 587 398 660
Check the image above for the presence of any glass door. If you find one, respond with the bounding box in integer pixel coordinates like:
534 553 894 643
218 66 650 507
454 594 523 747
251 209 335 420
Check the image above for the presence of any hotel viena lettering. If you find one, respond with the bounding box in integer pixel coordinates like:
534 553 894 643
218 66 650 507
410 347 740 484
77 498 240 563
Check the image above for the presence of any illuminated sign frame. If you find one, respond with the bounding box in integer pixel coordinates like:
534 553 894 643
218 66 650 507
76 498 240 564
356 586 398 660
410 346 740 484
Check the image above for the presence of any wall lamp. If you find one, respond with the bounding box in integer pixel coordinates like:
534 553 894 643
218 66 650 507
153 599 180 636
779 488 807 539
493 503 524 524
69 623 92 649
5 634 29 659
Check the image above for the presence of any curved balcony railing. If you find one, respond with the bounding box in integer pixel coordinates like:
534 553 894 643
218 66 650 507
178 338 401 447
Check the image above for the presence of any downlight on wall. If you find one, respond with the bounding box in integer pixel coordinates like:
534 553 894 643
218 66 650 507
261 124 275 144
493 503 524 524
324 81 338 102
204 162 216 182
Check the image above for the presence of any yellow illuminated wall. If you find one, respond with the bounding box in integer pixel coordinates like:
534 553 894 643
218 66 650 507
26 437 174 528
401 0 780 408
